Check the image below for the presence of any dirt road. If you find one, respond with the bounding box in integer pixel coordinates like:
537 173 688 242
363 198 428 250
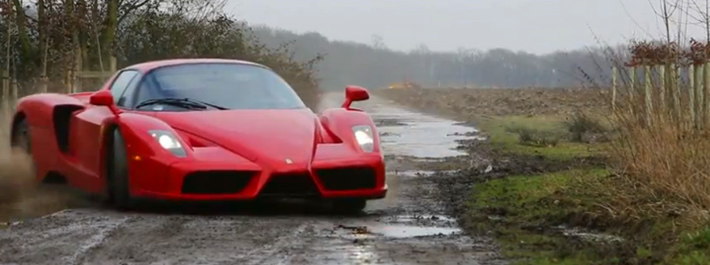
0 93 505 265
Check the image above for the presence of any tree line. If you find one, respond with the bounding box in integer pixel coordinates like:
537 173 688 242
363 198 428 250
248 26 622 90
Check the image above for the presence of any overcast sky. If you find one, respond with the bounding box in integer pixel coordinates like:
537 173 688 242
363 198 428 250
224 0 709 55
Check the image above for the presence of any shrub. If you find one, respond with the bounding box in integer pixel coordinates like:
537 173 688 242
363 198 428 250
506 126 561 147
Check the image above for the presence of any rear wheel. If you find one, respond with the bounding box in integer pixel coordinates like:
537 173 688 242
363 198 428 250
12 118 36 174
331 199 367 214
12 118 32 154
107 128 133 210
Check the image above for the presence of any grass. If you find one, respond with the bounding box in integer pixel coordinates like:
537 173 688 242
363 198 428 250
475 114 608 159
373 87 710 264
468 169 619 264
468 114 710 264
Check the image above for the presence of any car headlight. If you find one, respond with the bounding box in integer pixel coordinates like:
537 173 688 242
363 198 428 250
352 125 375 152
148 130 187 157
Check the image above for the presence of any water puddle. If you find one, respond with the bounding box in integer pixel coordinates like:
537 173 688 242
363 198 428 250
337 214 461 239
376 214 458 227
362 103 483 159
368 225 461 238
336 223 461 239
391 170 437 178
553 225 624 243
387 170 459 178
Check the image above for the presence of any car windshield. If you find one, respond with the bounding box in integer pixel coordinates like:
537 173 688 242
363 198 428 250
136 63 306 110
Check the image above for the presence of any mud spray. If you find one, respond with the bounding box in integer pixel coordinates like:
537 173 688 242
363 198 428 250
0 99 77 224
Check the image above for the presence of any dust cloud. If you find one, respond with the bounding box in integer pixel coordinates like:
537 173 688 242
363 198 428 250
0 100 74 223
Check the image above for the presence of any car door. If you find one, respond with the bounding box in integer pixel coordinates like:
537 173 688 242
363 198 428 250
68 70 140 190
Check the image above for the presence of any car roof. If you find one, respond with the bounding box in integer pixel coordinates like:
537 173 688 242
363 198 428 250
125 58 270 72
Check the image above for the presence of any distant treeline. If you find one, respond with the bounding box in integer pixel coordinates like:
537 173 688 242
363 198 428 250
248 25 623 90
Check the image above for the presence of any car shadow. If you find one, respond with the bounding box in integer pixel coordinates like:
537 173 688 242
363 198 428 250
34 184 390 219
92 198 386 219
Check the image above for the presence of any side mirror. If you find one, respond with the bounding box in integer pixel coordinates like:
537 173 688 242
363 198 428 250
90 90 114 106
341 85 370 110
89 90 121 115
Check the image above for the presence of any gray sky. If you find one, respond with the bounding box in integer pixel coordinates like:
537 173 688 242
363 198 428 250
225 0 709 55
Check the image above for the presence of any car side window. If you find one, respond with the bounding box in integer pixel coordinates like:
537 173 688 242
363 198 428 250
116 72 143 108
109 70 139 103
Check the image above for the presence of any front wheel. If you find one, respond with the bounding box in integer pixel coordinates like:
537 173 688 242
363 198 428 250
107 128 133 210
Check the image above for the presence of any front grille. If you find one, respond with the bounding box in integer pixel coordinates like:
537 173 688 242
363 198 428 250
316 167 377 191
181 171 255 194
259 172 320 197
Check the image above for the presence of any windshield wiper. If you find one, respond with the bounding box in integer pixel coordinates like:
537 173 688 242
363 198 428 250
135 98 228 110
190 99 229 110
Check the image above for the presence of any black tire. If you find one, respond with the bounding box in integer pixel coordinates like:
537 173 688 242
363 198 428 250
12 119 32 154
331 199 367 214
12 118 37 175
107 128 132 210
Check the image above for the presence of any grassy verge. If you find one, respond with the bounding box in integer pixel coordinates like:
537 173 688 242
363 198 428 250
467 114 710 265
374 88 710 264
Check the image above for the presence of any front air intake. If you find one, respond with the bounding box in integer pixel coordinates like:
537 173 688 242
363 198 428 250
181 171 254 194
259 172 320 197
315 167 377 191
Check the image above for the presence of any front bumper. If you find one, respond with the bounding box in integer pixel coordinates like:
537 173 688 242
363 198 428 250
128 149 387 201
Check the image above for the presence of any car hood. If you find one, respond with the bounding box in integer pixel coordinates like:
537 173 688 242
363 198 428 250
155 109 319 168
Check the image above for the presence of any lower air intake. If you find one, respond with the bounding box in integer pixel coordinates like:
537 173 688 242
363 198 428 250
181 171 254 194
316 167 377 191
259 173 320 197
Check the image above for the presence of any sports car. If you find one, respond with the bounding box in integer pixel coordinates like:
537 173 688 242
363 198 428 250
9 58 387 212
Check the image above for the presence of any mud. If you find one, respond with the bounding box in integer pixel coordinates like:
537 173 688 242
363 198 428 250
433 139 606 221
0 93 507 265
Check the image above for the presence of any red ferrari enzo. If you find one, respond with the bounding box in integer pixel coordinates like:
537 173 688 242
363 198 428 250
9 58 387 212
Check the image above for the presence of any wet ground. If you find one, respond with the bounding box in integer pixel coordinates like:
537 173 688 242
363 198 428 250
0 93 505 265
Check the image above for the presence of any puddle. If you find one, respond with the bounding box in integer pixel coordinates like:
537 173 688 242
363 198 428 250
369 225 461 238
353 100 483 159
391 170 436 178
337 213 461 239
376 214 458 227
554 225 624 243
389 170 459 178
375 119 407 127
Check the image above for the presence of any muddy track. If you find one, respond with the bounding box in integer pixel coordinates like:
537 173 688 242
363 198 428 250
0 94 506 265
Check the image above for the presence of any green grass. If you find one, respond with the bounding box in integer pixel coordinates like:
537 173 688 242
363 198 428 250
468 169 618 264
468 114 710 264
476 115 607 159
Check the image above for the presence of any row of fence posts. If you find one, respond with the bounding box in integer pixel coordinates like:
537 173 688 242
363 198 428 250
0 57 117 119
610 63 710 131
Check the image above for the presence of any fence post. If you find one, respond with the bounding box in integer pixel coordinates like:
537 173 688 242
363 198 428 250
645 65 653 126
695 64 704 129
689 64 696 129
628 66 636 115
705 62 710 129
659 64 666 117
612 66 617 112
110 56 117 73
672 63 681 124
